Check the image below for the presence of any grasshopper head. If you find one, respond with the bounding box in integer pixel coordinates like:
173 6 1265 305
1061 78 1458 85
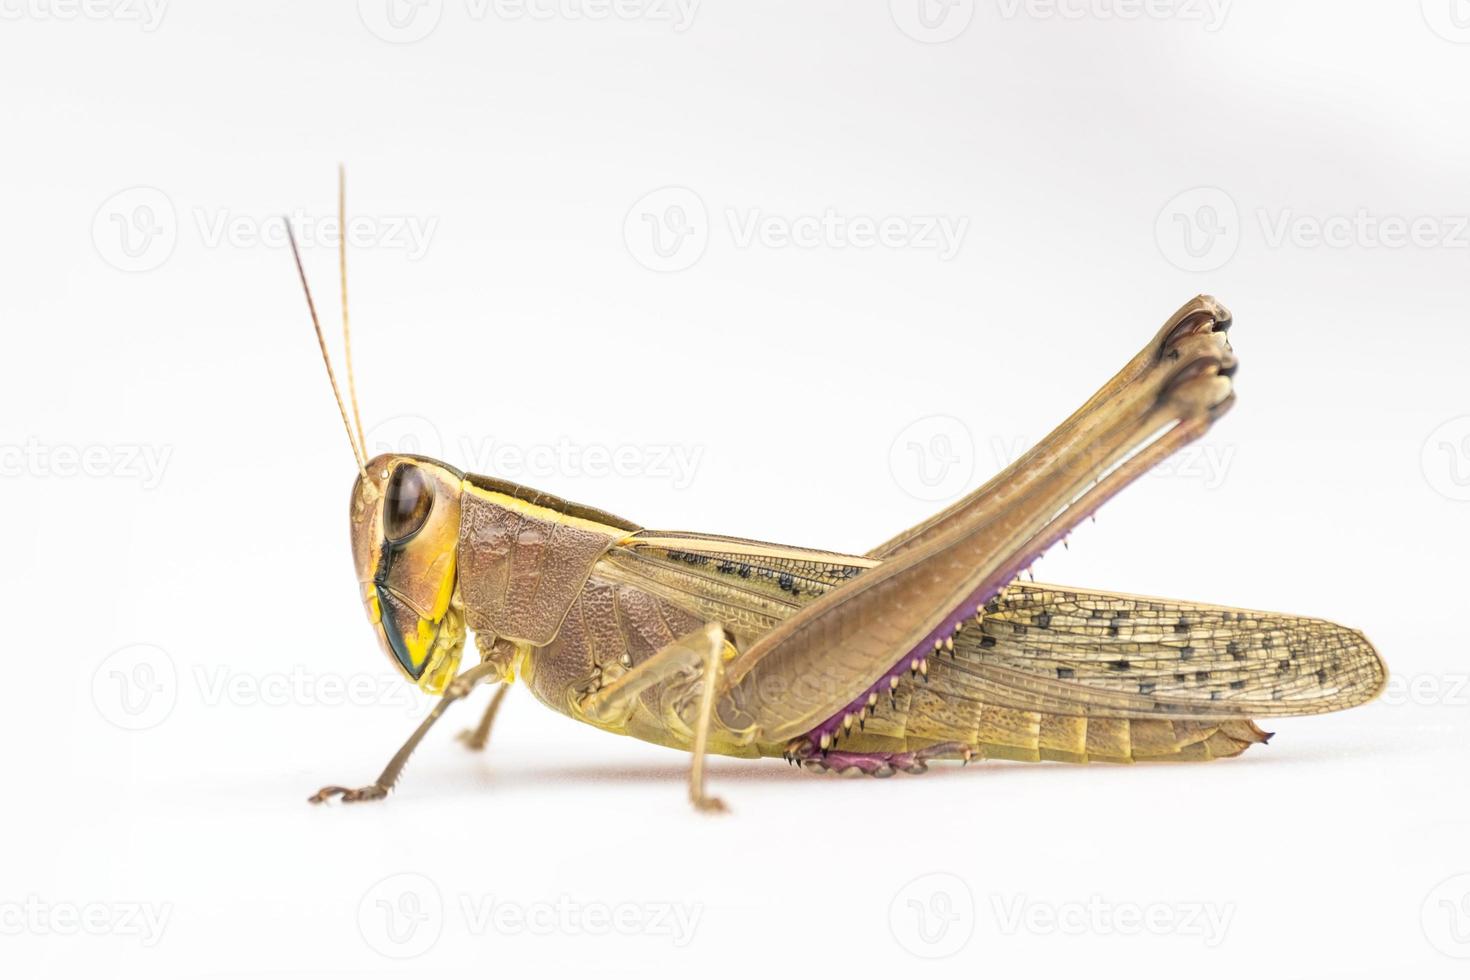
284 177 469 695
351 454 467 694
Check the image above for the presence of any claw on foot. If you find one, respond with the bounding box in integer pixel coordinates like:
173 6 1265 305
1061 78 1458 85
691 795 728 814
309 783 389 804
455 729 489 752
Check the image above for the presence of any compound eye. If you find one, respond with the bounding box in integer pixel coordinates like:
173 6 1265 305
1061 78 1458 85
384 464 433 542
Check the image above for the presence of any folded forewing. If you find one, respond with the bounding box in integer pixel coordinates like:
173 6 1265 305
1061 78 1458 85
950 582 1386 719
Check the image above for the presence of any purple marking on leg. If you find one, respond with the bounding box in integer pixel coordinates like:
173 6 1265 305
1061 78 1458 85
801 484 1119 752
790 740 974 776
799 588 990 751
806 750 915 777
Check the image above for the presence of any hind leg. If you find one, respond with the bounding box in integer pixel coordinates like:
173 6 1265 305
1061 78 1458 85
718 299 1237 752
868 295 1231 560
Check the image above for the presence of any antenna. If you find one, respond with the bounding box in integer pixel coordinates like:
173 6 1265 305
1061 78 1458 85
338 164 368 458
285 216 368 478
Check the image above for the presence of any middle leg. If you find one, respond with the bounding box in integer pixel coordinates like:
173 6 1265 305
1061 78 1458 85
457 683 511 752
575 621 734 812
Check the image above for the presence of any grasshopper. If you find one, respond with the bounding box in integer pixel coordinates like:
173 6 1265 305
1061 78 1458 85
294 174 1385 813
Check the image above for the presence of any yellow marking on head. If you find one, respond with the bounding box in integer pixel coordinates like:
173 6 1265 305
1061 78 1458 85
420 647 457 694
402 617 437 670
429 553 457 621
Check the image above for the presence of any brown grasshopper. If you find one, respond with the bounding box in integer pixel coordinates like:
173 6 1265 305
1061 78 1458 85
293 175 1385 813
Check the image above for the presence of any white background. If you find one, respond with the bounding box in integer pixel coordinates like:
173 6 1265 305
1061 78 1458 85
3 1 1469 976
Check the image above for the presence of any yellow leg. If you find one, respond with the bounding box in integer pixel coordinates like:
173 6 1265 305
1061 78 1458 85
309 661 500 804
577 622 731 813
457 683 511 752
686 629 728 813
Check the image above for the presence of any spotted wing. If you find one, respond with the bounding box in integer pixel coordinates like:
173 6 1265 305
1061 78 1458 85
944 582 1386 719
